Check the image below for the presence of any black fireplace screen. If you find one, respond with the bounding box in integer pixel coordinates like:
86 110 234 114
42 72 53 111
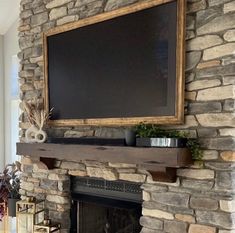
71 177 142 233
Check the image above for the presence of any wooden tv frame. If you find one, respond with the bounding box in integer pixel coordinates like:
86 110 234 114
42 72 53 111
43 0 186 126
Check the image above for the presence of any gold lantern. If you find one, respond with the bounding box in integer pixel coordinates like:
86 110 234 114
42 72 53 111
16 197 45 233
0 202 8 233
34 219 61 233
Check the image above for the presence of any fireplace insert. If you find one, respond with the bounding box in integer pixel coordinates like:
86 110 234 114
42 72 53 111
71 177 142 233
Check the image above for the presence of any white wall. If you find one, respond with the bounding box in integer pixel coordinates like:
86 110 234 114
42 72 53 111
0 35 4 170
4 19 19 165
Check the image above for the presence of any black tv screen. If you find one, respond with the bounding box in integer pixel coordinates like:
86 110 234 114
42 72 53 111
44 0 185 126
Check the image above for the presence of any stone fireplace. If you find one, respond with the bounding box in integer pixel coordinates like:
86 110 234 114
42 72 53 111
18 0 235 232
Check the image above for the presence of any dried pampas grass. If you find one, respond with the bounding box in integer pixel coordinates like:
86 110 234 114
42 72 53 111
22 100 53 130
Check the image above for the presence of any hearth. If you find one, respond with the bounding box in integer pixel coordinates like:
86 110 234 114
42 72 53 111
71 177 142 233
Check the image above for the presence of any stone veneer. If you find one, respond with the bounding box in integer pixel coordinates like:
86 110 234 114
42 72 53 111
18 0 235 232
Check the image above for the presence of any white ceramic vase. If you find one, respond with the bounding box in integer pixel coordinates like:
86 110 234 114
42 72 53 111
25 125 47 143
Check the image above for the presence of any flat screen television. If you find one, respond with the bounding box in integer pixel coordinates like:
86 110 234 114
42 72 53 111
43 0 185 126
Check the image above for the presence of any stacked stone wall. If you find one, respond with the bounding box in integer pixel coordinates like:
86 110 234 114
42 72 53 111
18 0 235 232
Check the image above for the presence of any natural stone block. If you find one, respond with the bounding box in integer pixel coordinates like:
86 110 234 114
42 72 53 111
221 151 235 162
119 173 146 183
94 127 124 138
223 76 235 85
186 73 195 83
175 214 195 223
20 181 35 191
208 0 231 6
142 208 174 220
197 129 217 138
20 9 33 19
224 99 235 111
75 0 97 7
222 57 235 66
186 31 195 40
196 113 235 127
140 216 163 230
151 192 189 208
189 224 216 233
224 1 235 14
219 129 235 137
164 220 187 233
40 179 58 190
140 228 163 233
185 91 196 101
32 172 48 179
87 167 118 180
143 201 168 212
196 210 235 229
186 51 201 71
186 79 221 91
43 21 56 31
220 200 235 212
20 83 34 91
190 197 218 210
197 60 220 69
64 130 94 137
196 8 221 28
84 160 106 167
47 195 70 204
177 169 214 180
46 0 72 8
197 85 235 101
196 64 235 78
141 184 168 192
108 162 136 168
19 36 33 50
57 203 71 212
202 150 219 160
19 70 34 78
224 29 235 42
187 0 206 13
219 230 235 233
68 170 87 176
186 16 195 30
60 161 85 170
203 43 235 61
49 7 67 20
78 1 104 18
188 102 221 114
181 179 214 190
187 35 223 51
216 171 235 189
197 14 235 35
214 162 235 172
57 15 78 25
31 12 48 27
105 0 137 11
143 191 151 201
58 180 70 192
201 137 235 150
48 173 69 181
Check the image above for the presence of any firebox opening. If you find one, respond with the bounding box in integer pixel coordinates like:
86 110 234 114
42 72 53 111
71 177 142 233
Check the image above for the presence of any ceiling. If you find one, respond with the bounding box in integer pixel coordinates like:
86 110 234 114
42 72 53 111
0 0 20 35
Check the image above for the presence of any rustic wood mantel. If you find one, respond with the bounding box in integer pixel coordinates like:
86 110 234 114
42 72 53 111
16 143 192 182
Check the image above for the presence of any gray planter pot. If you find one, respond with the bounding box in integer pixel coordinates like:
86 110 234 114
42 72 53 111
136 137 187 148
8 198 20 217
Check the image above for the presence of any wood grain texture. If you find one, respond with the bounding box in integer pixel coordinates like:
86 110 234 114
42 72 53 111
17 142 192 168
43 0 186 126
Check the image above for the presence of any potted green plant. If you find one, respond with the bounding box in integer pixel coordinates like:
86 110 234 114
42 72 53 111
0 162 21 218
135 123 203 160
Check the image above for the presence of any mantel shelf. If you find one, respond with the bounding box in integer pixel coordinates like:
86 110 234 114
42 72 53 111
16 142 193 183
